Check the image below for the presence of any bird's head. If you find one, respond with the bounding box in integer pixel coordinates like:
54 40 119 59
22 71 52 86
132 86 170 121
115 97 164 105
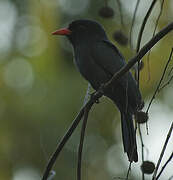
52 19 107 46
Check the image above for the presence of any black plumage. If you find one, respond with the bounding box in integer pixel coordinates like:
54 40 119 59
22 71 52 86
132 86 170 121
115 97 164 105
53 19 143 162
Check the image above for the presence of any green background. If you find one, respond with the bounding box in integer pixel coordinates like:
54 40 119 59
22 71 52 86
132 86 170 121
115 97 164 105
0 0 172 179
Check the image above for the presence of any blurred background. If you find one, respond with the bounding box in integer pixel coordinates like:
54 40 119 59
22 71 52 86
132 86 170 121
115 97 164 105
0 0 173 179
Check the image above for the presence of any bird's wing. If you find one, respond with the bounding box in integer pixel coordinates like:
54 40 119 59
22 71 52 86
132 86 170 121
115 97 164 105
91 39 127 82
91 40 142 111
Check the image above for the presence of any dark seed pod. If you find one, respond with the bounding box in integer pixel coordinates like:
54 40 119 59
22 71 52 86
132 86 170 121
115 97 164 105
113 30 128 46
136 111 148 124
98 6 114 18
141 161 155 174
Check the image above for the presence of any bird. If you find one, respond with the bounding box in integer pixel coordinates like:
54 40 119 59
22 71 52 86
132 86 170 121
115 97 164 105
52 19 143 162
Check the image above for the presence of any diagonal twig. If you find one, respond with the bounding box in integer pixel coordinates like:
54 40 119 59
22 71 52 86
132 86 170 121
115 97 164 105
146 0 165 82
158 48 173 92
42 21 173 180
158 75 173 92
146 47 173 114
106 22 173 93
168 64 173 77
129 0 141 49
116 0 124 27
42 91 102 180
136 0 160 88
42 107 86 180
156 151 173 180
136 0 159 52
126 162 132 180
152 122 173 180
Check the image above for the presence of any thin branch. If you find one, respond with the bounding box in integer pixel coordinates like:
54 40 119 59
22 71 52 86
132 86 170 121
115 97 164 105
77 83 91 180
136 0 158 52
158 75 173 92
42 91 102 180
152 122 173 180
42 22 173 180
106 22 173 93
136 0 159 91
158 48 173 91
146 0 165 82
77 108 89 180
138 124 145 180
168 65 173 77
129 0 141 49
42 107 85 180
116 0 124 27
126 162 132 180
156 151 173 180
117 22 173 87
146 47 173 114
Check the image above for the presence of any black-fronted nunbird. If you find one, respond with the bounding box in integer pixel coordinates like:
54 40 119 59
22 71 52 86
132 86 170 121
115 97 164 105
52 19 143 162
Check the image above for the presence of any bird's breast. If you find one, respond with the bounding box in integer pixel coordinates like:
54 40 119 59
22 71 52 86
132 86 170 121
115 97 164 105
74 49 93 79
73 46 111 90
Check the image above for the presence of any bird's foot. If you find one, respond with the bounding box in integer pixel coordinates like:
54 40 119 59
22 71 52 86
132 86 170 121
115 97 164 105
90 92 100 104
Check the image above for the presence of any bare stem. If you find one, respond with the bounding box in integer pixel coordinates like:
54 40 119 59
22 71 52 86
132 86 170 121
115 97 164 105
156 151 173 180
126 162 132 180
158 75 173 92
42 109 85 180
129 0 141 49
42 22 173 180
138 124 145 180
146 47 173 114
136 0 158 52
77 108 89 180
146 0 165 82
152 122 173 180
111 22 173 90
117 0 124 27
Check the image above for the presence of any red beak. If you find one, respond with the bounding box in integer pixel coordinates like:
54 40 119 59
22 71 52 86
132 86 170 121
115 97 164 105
52 28 72 35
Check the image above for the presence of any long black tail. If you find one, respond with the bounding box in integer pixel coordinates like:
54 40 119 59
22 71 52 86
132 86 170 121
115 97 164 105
121 112 138 162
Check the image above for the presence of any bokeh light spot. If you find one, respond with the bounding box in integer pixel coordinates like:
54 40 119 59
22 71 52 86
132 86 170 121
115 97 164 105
0 1 17 60
16 25 47 57
58 0 90 15
106 144 126 176
12 167 40 180
4 58 34 91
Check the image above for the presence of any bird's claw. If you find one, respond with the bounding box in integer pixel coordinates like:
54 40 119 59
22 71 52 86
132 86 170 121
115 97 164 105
90 92 100 104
